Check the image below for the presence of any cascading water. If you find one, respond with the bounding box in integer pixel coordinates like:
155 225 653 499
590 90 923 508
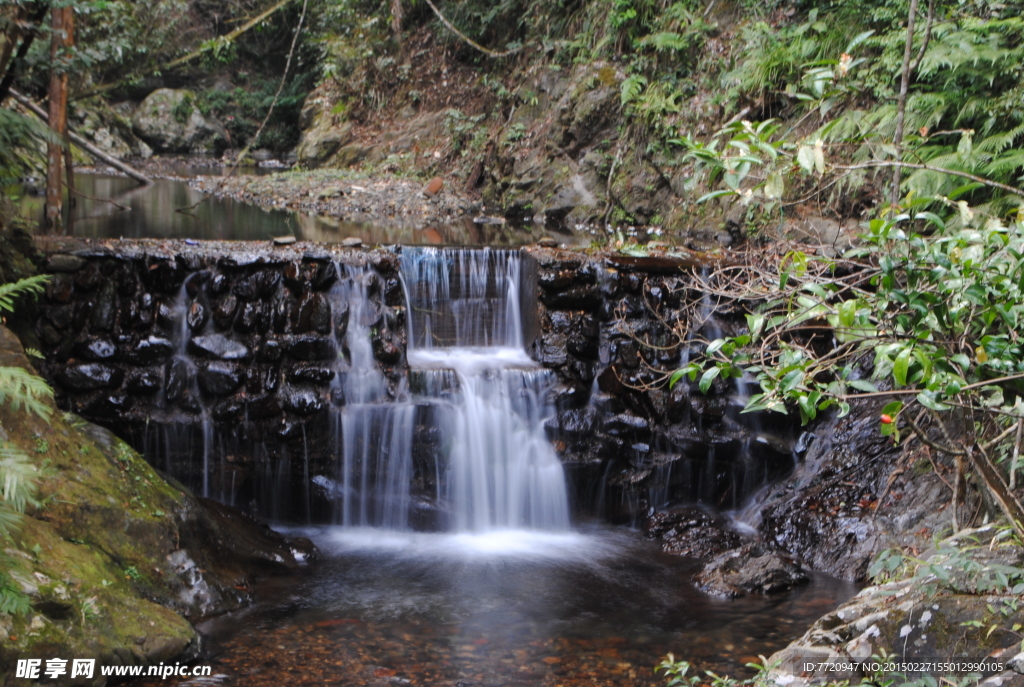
400 248 570 531
323 248 568 532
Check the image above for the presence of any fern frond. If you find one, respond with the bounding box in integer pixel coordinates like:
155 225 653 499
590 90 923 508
0 443 39 525
0 275 50 315
0 367 53 420
0 572 31 615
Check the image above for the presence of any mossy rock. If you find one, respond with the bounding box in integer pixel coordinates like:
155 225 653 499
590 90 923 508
0 326 309 684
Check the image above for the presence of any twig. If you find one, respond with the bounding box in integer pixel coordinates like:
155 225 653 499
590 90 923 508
175 0 309 216
835 161 1024 198
422 0 521 58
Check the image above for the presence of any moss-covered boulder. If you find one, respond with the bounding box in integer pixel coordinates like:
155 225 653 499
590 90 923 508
0 326 308 685
131 89 228 154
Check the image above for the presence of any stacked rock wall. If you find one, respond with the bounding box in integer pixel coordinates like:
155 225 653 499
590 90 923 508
35 239 796 523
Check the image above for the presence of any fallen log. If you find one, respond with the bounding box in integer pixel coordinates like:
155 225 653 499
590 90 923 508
10 89 152 186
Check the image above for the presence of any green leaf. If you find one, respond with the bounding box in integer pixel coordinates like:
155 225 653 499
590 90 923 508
781 369 805 392
917 390 950 411
746 313 766 342
698 367 721 394
893 348 912 387
705 339 726 356
669 369 686 389
838 299 857 328
797 145 815 173
848 379 879 393
764 172 784 199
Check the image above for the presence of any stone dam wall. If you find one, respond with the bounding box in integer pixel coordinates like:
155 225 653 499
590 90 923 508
33 238 796 523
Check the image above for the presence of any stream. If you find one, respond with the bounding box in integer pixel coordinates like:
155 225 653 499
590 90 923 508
21 165 861 686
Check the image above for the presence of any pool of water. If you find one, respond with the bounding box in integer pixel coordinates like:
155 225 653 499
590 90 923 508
12 171 551 245
132 524 857 687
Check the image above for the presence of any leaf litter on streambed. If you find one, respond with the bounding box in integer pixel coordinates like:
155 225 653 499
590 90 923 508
126 527 857 687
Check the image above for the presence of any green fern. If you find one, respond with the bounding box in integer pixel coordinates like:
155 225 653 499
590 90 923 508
620 74 647 107
0 367 53 420
0 444 39 526
0 275 49 315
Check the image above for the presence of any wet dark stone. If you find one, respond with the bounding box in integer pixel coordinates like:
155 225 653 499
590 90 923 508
384 278 404 306
247 394 282 420
77 337 116 361
84 393 130 418
540 285 601 311
187 302 207 331
39 324 62 348
266 368 281 393
198 362 242 396
138 293 154 327
358 298 383 328
272 295 294 333
597 364 626 395
287 335 336 361
89 282 118 332
288 367 336 385
565 359 595 382
233 271 281 300
283 388 326 416
75 263 103 291
603 413 650 435
373 336 402 364
283 261 307 290
125 336 174 365
156 303 175 330
538 269 575 290
312 261 338 290
46 254 86 273
694 544 809 597
645 507 744 559
165 359 192 402
213 295 238 331
212 398 244 422
538 332 568 366
209 273 229 296
48 275 74 303
56 364 122 391
126 368 162 394
259 339 283 362
189 334 250 361
47 304 76 330
556 407 599 437
297 293 331 334
235 301 268 334
567 315 599 359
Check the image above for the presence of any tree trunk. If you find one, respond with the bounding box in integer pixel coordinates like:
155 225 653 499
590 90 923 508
45 5 72 235
890 0 920 207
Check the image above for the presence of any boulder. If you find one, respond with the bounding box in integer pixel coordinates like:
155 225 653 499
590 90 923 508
694 544 809 597
296 118 353 167
645 507 744 559
131 89 228 154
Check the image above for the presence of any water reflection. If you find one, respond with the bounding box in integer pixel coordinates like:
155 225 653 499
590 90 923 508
13 172 558 246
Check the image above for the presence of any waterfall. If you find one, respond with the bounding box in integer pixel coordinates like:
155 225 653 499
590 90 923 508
326 248 569 532
400 248 569 532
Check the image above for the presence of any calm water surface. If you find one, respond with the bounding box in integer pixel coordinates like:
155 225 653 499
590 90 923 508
132 525 857 687
14 171 549 245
